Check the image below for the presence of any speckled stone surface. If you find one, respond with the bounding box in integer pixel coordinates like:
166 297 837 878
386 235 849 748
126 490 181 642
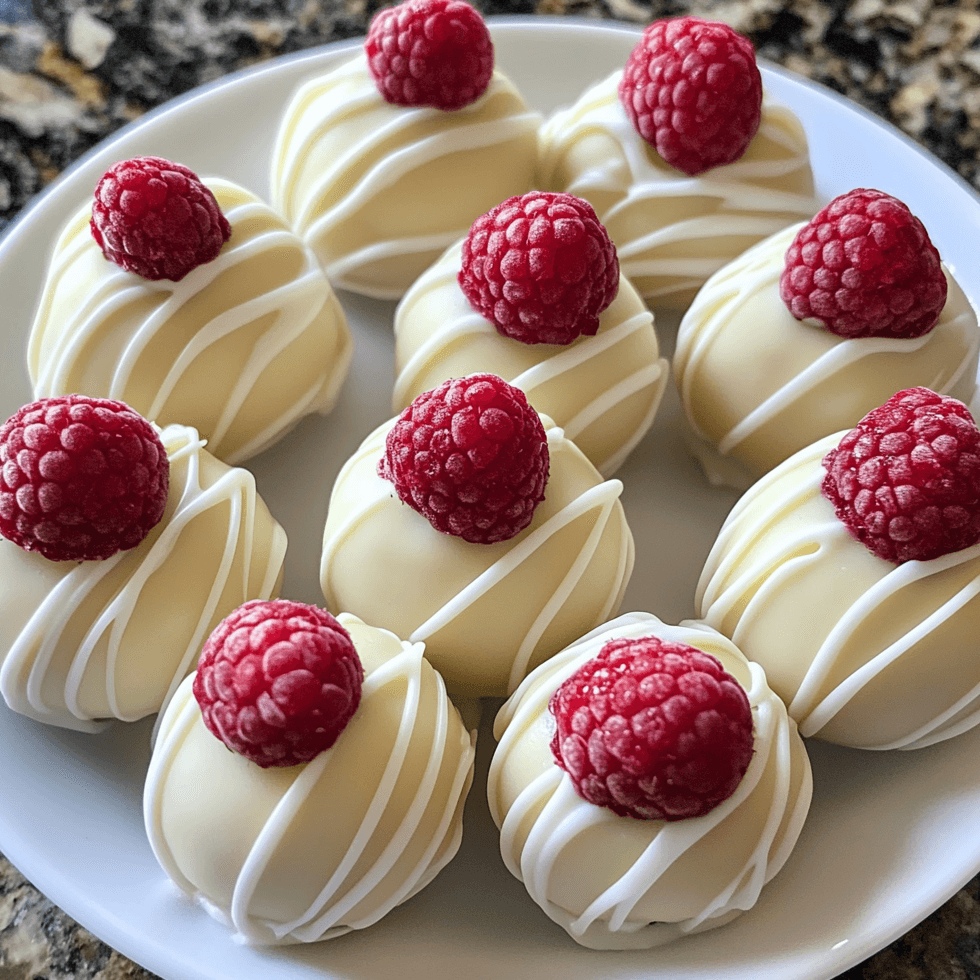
3 0 980 233
3 1 980 979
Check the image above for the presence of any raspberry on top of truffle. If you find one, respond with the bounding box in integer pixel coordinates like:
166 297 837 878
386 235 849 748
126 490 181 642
548 634 754 821
617 16 763 177
365 0 494 111
193 599 364 768
458 192 620 346
378 373 549 544
821 387 980 565
0 395 169 562
90 156 232 282
780 188 948 339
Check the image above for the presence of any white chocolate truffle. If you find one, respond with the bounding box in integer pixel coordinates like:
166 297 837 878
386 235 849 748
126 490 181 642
28 178 353 466
0 424 286 731
674 223 980 489
270 54 541 299
144 613 476 945
488 611 812 950
393 243 669 476
697 431 980 749
537 71 819 308
320 414 634 698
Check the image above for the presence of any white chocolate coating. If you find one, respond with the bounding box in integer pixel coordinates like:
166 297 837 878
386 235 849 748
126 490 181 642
144 613 476 945
674 223 980 489
270 54 541 299
28 179 353 466
0 425 286 731
697 432 980 749
537 71 819 308
487 611 812 950
320 415 634 698
393 244 669 476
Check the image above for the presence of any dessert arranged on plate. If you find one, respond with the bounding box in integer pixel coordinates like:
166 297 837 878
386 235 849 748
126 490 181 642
5 0 980 958
488 612 812 950
537 16 820 308
674 188 979 489
145 601 475 944
0 395 286 731
29 157 354 466
270 0 540 299
393 190 670 476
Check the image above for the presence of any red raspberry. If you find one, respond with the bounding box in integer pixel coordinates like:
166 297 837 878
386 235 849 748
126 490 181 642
780 188 947 339
378 374 549 544
618 17 762 177
365 0 494 111
193 599 364 768
821 387 980 564
0 395 169 562
457 192 619 346
90 156 232 282
549 635 754 821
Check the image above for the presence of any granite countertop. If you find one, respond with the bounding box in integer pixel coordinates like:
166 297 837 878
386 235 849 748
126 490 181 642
2 1 980 979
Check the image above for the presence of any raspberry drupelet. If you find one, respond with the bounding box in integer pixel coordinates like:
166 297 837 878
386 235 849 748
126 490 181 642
821 387 980 564
90 156 231 281
193 599 364 768
618 16 763 176
365 0 494 111
780 188 948 339
549 634 754 821
379 373 549 544
457 191 620 346
0 394 169 562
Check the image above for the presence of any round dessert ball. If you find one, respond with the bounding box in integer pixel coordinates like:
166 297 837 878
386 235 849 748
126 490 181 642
488 611 813 949
674 222 979 490
536 69 818 309
697 422 980 749
0 423 286 730
393 241 668 477
319 408 634 698
144 613 476 944
270 52 540 299
29 177 353 466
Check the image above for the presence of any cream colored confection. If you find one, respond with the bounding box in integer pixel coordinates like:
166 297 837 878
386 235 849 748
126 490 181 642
537 71 819 308
144 613 476 945
28 178 353 466
393 243 668 477
674 223 980 489
697 431 980 750
488 611 812 950
320 414 634 698
270 54 541 299
0 424 286 731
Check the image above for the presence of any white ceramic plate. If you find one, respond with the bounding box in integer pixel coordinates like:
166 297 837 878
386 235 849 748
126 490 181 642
2 17 980 980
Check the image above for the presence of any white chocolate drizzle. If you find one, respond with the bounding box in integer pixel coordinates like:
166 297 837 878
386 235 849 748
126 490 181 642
28 181 353 465
272 55 541 299
393 245 668 476
696 436 980 749
488 612 811 949
538 71 819 303
0 425 286 731
144 619 476 945
320 420 633 695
